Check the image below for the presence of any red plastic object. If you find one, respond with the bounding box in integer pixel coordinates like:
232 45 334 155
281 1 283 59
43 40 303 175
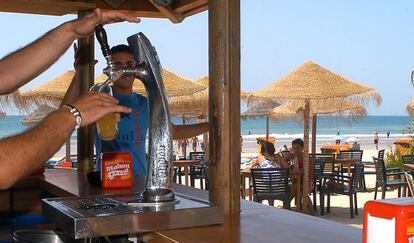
363 197 414 243
101 152 133 188
61 161 72 168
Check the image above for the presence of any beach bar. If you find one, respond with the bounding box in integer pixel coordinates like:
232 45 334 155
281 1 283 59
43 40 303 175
0 1 361 242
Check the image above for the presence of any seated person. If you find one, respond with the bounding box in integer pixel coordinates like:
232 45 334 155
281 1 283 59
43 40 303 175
248 141 288 169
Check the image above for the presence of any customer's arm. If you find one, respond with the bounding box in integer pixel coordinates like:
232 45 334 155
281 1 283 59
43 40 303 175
0 9 139 94
0 92 131 189
171 123 209 140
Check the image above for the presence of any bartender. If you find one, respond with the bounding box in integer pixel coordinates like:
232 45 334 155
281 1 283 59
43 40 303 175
0 9 140 189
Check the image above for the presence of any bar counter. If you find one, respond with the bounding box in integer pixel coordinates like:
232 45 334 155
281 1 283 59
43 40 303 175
35 169 361 242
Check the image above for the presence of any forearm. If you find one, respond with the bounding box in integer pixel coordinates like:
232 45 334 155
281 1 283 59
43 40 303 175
171 122 209 140
0 108 75 189
0 22 77 94
61 73 80 107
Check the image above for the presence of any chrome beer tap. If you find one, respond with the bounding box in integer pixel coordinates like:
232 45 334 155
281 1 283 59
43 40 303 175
95 25 123 87
127 33 175 203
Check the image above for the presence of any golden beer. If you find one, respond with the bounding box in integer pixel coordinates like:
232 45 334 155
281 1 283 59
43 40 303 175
96 112 118 141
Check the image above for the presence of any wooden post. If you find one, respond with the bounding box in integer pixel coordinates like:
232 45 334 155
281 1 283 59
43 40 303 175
311 114 317 155
182 115 187 159
266 114 269 141
77 10 94 172
208 0 241 216
303 100 313 213
65 139 71 162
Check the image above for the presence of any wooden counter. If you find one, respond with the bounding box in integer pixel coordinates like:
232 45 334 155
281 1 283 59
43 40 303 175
38 169 361 243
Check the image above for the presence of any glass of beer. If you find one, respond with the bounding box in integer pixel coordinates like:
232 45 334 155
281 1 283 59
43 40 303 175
90 84 118 141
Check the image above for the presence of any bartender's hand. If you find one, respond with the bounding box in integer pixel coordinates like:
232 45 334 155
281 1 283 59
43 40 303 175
69 8 140 38
71 92 131 126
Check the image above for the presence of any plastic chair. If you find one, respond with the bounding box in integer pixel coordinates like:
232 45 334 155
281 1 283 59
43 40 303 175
361 149 384 191
251 168 291 209
373 157 407 199
320 163 363 218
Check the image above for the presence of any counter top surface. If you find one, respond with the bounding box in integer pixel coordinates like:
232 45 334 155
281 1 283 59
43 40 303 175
38 169 362 243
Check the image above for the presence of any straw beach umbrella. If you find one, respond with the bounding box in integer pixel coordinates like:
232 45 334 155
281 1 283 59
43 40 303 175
22 70 75 106
95 68 206 98
270 100 367 153
241 100 280 140
407 98 414 117
254 60 381 213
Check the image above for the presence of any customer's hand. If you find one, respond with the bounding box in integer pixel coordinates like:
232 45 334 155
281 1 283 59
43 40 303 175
70 8 140 38
72 92 131 126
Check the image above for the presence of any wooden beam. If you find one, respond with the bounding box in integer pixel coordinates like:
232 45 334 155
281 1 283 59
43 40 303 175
208 0 241 216
302 100 313 213
0 0 93 16
77 10 95 173
174 0 208 13
183 4 208 18
148 0 184 23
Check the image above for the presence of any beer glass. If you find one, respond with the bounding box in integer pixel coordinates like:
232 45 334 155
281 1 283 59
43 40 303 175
90 84 118 141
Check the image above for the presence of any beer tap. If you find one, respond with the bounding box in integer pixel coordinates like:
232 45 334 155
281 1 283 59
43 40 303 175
95 25 123 86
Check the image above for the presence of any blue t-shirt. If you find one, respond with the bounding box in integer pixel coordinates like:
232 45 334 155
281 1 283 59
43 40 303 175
95 92 149 177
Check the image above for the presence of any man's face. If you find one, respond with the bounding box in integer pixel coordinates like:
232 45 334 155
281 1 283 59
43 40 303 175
112 51 136 90
292 143 303 154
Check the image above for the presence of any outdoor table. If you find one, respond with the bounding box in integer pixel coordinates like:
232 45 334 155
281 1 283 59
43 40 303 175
172 160 200 186
321 144 352 154
240 168 304 210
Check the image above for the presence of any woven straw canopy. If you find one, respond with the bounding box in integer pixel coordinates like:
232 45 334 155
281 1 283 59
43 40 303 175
22 70 75 105
95 68 206 98
254 60 381 106
22 68 206 106
170 76 256 118
1 90 29 112
241 100 280 118
270 100 367 122
407 98 414 117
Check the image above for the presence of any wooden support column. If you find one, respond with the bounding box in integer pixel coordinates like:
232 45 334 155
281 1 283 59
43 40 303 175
265 114 269 141
303 100 313 213
77 10 95 172
208 0 241 216
311 114 317 155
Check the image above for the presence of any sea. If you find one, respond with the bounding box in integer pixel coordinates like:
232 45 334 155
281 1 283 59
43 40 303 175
1 115 413 155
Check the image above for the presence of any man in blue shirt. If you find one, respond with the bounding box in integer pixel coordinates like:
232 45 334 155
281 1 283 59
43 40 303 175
63 44 208 177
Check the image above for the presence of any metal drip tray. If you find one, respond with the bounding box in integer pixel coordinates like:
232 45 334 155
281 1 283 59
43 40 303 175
42 193 223 239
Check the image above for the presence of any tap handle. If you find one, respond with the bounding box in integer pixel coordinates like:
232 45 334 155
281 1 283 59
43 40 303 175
95 24 111 58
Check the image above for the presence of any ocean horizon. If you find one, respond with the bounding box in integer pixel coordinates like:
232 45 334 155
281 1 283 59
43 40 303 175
1 115 413 154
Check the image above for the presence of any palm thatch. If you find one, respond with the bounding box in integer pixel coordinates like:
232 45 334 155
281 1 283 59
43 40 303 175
270 100 367 122
21 70 75 106
241 100 280 118
0 90 29 112
22 68 206 107
169 76 257 118
254 60 382 106
96 68 206 98
407 98 414 117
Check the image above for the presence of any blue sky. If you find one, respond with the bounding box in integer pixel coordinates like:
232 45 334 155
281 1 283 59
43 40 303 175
1 0 413 115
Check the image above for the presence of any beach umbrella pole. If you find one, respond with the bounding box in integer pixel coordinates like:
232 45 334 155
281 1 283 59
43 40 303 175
311 114 317 155
303 100 313 213
65 138 71 162
266 114 269 141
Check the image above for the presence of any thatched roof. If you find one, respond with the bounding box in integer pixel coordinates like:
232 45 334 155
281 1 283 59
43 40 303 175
95 68 206 97
407 98 414 117
0 90 29 112
270 100 367 122
241 99 280 118
22 68 206 107
22 70 75 105
254 60 382 106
